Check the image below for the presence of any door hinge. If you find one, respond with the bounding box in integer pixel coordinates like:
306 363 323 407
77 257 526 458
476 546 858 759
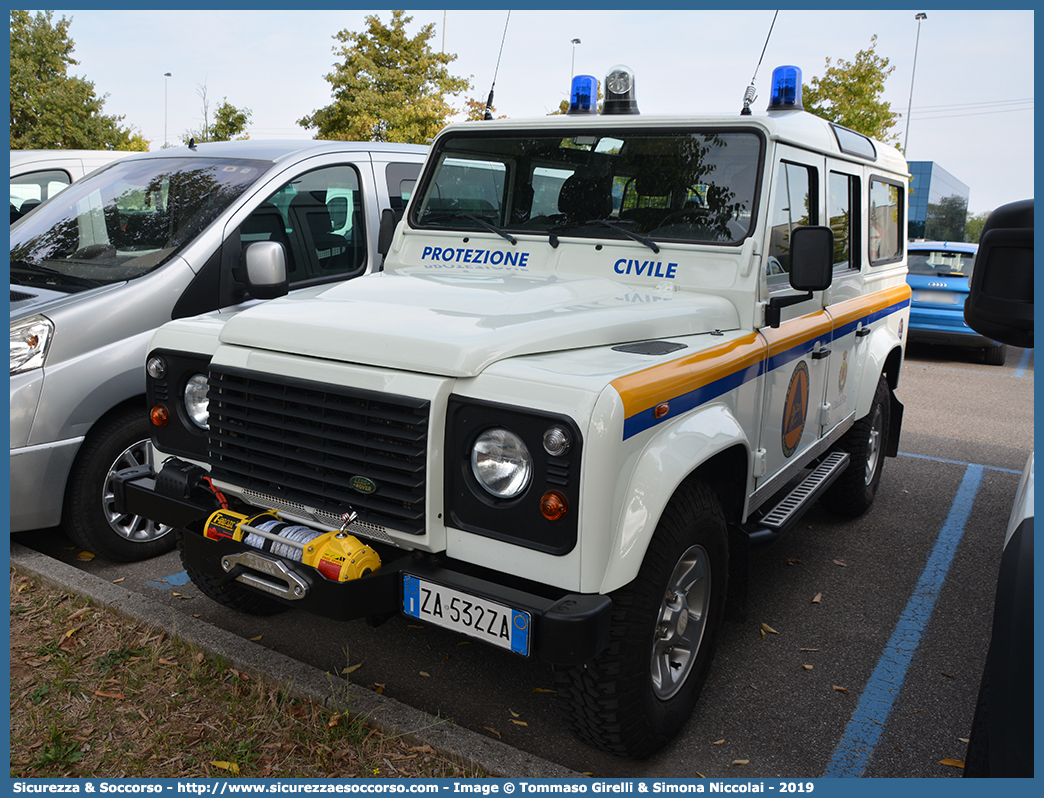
819 402 832 428
752 448 767 478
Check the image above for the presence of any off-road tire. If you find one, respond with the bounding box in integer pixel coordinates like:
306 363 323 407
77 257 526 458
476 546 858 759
178 532 289 616
64 409 176 562
553 480 728 758
820 374 890 517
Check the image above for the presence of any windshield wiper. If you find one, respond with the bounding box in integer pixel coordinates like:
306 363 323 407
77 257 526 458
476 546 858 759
422 212 517 245
10 260 104 290
548 219 660 253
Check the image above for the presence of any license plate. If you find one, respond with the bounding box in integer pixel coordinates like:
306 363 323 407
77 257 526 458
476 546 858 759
403 574 531 656
914 289 962 306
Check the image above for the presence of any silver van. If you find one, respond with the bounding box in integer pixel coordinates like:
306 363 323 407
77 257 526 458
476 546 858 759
10 139 426 560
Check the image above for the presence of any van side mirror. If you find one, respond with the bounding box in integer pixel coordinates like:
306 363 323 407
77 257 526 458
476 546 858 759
964 199 1034 348
243 240 289 299
766 225 834 328
377 208 398 263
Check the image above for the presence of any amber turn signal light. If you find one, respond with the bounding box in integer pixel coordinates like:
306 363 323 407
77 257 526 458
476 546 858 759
540 490 568 521
150 405 169 427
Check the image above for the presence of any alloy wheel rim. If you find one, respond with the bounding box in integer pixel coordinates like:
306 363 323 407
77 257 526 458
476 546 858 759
651 544 711 700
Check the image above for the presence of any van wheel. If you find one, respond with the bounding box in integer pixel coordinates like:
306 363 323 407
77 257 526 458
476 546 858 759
64 409 176 562
983 344 1007 366
821 375 890 517
177 532 288 616
554 480 728 758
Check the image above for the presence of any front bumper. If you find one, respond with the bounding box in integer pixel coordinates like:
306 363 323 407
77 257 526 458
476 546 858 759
10 437 83 531
114 463 612 664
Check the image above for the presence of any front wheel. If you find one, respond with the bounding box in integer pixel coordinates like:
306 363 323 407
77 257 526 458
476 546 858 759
554 480 728 758
64 409 176 562
820 374 890 517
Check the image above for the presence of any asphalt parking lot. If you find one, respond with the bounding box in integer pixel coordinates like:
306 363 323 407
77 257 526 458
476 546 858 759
11 341 1033 778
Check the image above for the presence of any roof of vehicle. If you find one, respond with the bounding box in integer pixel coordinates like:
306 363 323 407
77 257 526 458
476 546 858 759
113 139 428 167
434 109 908 175
908 240 978 253
9 149 136 173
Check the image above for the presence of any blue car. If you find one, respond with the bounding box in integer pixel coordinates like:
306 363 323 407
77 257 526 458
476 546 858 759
906 241 1007 365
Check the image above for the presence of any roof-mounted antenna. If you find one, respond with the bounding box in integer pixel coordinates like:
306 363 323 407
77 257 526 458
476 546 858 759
484 11 511 120
742 10 779 115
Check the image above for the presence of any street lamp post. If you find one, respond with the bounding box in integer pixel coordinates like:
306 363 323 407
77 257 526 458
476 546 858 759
903 13 927 154
570 38 581 78
164 72 172 148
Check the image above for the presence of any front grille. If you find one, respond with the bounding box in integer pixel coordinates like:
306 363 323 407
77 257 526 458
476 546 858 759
207 365 429 535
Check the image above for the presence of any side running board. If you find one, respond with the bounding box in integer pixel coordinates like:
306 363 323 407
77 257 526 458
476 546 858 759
747 451 850 546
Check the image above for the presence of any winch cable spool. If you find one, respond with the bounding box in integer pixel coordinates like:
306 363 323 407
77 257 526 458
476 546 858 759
741 9 780 115
203 508 382 582
483 10 511 120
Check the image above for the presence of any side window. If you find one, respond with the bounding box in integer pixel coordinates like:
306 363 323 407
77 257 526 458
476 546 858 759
828 171 860 271
240 164 366 285
386 162 421 221
869 177 904 265
10 169 72 223
767 161 818 280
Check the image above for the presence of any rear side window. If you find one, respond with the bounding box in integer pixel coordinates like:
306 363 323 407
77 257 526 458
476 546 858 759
828 171 860 271
869 177 904 265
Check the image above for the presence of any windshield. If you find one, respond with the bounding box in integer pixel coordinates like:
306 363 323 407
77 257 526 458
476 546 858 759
412 128 763 245
908 249 976 277
10 156 268 292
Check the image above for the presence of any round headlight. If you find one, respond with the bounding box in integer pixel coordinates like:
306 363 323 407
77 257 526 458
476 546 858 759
471 428 532 499
183 374 209 429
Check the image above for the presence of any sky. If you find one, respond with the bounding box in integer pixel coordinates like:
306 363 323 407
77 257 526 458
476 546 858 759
43 7 1035 215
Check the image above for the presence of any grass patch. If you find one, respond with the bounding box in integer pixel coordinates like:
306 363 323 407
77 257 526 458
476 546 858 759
10 570 484 779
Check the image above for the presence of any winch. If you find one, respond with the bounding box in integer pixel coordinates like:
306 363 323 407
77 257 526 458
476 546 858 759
203 509 381 582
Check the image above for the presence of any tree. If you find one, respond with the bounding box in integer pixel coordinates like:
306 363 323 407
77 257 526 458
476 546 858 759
10 10 148 151
182 83 252 143
925 194 969 242
298 10 470 143
802 36 900 145
964 211 990 244
462 96 505 121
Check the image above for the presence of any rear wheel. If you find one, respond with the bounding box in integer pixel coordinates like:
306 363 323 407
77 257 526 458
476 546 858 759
554 480 728 758
983 344 1007 366
820 374 890 517
64 409 176 562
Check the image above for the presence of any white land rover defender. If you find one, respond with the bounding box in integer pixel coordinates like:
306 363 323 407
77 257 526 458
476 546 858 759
116 66 911 757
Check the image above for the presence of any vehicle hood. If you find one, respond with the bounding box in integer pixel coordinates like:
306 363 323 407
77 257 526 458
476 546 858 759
10 281 126 320
218 268 740 377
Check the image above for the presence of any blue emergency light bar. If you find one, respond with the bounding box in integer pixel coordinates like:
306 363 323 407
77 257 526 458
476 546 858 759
568 75 599 115
768 65 803 111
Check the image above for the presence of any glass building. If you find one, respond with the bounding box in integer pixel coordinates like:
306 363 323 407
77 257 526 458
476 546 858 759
908 161 970 241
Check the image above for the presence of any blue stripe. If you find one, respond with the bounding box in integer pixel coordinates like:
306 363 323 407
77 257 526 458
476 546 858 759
823 464 984 777
622 298 909 440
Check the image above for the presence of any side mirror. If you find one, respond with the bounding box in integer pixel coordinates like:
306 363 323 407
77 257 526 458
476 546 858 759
789 225 834 292
964 199 1033 348
243 240 288 299
377 208 399 263
766 225 834 328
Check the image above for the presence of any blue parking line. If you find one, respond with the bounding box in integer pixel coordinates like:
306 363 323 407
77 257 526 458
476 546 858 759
145 571 192 590
1013 347 1033 378
823 463 984 777
898 451 1022 474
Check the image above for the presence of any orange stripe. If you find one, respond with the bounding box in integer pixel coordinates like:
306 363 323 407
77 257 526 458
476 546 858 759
612 333 765 418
